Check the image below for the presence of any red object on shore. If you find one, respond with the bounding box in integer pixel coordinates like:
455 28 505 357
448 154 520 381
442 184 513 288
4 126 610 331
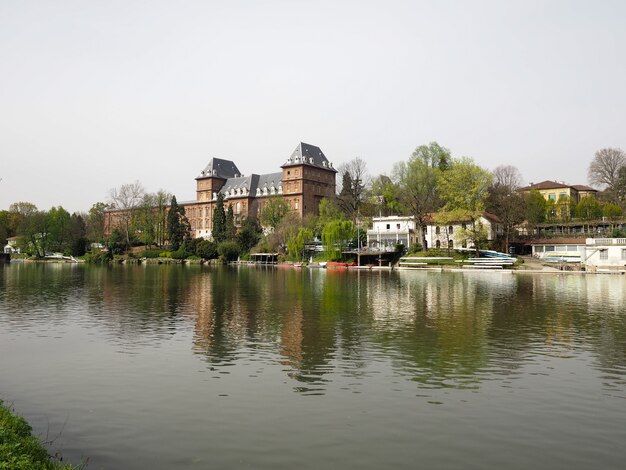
326 261 357 268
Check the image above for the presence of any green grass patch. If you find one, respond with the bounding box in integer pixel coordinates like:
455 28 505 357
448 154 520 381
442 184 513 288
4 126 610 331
0 400 77 469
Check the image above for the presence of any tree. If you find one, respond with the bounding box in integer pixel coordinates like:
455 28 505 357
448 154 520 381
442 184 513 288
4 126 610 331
437 157 492 254
394 142 451 249
261 196 290 231
17 210 50 257
212 193 227 243
237 218 262 253
525 189 547 234
108 181 146 248
486 165 526 252
225 205 236 240
369 175 402 216
86 202 110 243
337 157 369 220
321 220 353 261
287 227 314 261
154 190 171 247
167 195 191 250
134 193 157 247
588 148 626 191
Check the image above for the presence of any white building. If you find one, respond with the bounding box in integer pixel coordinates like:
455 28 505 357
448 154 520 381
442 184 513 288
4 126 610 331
424 213 503 249
366 216 418 250
366 213 502 250
584 238 626 270
3 237 20 254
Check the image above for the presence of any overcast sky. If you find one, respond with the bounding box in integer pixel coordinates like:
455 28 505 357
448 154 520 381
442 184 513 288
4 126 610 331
1 0 625 212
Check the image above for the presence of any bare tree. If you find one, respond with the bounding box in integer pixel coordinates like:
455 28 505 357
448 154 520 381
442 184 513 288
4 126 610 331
588 148 626 190
487 165 526 252
108 181 146 247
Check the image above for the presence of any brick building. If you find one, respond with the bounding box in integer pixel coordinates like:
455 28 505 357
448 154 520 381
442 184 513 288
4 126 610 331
105 142 337 240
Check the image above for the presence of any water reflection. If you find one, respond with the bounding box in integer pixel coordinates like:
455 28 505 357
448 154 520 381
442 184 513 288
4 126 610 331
2 264 626 395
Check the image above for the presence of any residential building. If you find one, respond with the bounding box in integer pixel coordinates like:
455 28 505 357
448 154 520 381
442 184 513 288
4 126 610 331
366 213 502 250
3 236 20 254
366 216 418 249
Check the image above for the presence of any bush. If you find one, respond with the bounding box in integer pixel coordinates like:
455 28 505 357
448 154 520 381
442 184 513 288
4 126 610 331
194 239 218 260
217 240 240 262
83 250 112 264
170 247 192 260
141 249 163 259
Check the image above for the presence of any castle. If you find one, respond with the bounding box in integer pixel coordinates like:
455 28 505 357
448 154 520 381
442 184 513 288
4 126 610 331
105 142 337 240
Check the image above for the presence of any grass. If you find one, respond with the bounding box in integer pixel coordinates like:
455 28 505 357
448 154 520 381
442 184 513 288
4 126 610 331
0 400 77 469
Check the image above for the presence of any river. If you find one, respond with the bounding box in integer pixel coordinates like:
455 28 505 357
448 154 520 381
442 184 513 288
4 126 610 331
1 263 625 469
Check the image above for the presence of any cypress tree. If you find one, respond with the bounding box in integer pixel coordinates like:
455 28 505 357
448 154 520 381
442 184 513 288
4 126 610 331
225 205 236 240
212 193 226 243
167 195 183 250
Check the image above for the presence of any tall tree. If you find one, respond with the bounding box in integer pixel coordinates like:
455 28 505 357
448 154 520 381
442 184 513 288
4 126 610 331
167 195 190 250
108 181 146 248
588 147 625 190
486 165 526 252
212 192 227 243
225 204 236 240
86 202 110 243
395 142 451 249
337 157 369 220
525 189 547 235
437 157 492 255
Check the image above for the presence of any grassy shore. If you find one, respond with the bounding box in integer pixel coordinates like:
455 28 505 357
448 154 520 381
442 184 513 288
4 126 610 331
0 400 76 469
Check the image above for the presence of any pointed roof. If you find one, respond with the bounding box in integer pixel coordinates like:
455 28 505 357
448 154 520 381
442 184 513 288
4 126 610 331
197 158 242 180
281 142 337 172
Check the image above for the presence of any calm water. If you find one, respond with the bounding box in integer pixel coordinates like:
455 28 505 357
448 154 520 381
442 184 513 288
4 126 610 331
1 263 626 469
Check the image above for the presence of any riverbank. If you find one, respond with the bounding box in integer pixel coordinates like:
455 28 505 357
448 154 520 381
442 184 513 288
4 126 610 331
0 400 76 469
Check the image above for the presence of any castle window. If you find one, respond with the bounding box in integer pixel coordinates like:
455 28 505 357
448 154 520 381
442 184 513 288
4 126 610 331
295 201 299 210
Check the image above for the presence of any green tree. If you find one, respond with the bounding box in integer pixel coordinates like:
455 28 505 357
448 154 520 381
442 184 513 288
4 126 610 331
321 220 353 260
134 193 158 247
525 189 547 234
237 218 262 253
603 202 623 221
217 240 240 262
212 193 227 243
86 202 110 243
394 142 451 249
287 227 314 261
261 196 290 231
225 204 236 240
369 175 402 216
437 157 492 254
195 239 218 259
168 196 191 251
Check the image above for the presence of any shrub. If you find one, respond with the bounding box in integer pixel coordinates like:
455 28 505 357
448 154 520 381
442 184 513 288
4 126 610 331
84 250 112 264
217 240 240 262
194 239 218 260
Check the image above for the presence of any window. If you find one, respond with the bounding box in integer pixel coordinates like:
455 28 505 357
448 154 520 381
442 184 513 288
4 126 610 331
436 240 441 248
449 226 454 234
396 223 400 229
600 250 608 260
622 249 626 261
236 202 241 214
386 224 390 230
448 239 453 248
548 193 556 201
295 201 299 210
435 226 440 234
462 223 467 230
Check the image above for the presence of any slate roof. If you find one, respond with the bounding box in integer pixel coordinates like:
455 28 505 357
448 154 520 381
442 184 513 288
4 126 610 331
197 158 242 180
218 172 284 199
281 142 336 172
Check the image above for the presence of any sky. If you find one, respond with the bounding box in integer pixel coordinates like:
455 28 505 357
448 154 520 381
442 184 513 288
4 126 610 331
1 0 625 213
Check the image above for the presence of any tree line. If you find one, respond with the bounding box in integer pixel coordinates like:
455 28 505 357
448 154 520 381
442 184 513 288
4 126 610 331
2 144 624 262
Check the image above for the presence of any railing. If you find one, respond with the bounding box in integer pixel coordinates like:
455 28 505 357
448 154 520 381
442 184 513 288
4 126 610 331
587 238 626 245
